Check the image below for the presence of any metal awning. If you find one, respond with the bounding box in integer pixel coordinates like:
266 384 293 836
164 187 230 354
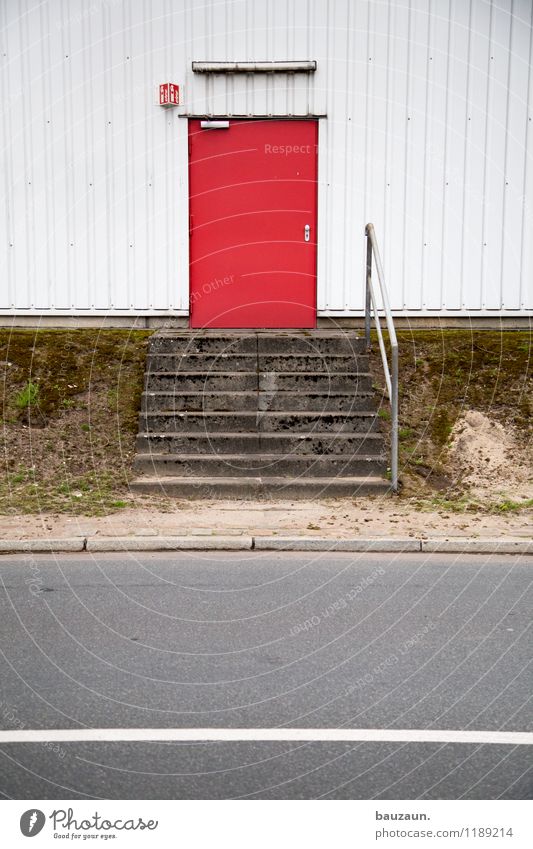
192 60 317 73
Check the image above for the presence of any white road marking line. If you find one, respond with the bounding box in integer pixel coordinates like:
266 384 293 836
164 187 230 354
0 728 531 745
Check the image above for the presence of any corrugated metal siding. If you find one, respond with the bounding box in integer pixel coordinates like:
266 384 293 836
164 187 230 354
0 0 532 315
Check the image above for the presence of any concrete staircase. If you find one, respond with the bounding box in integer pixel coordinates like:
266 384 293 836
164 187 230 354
131 331 391 498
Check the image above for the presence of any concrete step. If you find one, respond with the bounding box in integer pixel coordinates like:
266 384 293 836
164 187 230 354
145 372 258 392
130 475 391 499
259 354 370 371
138 411 381 434
147 352 370 373
148 332 367 356
145 372 374 393
135 431 384 455
147 353 257 372
149 334 257 354
257 334 367 355
259 372 374 392
141 390 378 413
142 391 258 412
133 452 387 477
257 391 378 412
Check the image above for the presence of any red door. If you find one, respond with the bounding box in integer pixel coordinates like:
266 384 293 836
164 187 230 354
189 119 318 328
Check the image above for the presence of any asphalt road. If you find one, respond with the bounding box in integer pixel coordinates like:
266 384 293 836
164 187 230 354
0 551 531 799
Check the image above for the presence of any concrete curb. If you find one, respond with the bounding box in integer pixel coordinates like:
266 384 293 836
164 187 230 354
254 537 421 552
0 536 530 555
0 538 85 553
420 538 533 554
86 536 253 552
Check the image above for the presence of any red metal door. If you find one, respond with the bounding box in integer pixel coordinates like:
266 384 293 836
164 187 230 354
189 119 318 328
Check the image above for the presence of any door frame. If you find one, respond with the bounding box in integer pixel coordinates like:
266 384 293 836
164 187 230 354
180 115 326 323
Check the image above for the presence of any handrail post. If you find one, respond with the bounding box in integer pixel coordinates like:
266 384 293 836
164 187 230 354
364 223 399 493
365 227 372 350
391 343 399 492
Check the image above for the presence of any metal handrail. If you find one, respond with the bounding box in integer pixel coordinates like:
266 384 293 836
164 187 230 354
364 223 399 492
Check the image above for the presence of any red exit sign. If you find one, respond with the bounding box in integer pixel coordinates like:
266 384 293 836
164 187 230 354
159 83 180 107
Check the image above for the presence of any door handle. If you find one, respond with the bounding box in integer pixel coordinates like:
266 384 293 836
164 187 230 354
304 224 310 242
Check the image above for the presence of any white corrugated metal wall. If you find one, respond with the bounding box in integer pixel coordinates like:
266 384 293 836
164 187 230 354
1 0 532 316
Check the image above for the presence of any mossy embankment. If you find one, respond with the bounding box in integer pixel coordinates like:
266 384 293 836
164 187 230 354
370 329 532 509
0 327 530 516
0 329 150 515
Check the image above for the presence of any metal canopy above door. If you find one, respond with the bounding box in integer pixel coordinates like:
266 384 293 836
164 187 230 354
192 60 317 73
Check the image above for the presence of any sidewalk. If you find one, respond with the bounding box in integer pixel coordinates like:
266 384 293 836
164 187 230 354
0 497 531 554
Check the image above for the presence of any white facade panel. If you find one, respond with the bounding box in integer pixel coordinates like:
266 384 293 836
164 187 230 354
0 0 531 316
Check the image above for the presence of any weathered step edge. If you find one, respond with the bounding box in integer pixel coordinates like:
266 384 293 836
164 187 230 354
148 333 368 355
129 475 392 498
144 373 375 393
141 391 379 413
146 356 371 376
133 452 388 477
138 410 382 434
135 431 385 455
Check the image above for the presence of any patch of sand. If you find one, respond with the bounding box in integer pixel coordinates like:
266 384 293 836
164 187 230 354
447 411 532 499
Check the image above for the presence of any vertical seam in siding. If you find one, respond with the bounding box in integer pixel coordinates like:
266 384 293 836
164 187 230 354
21 0 32 307
166 0 172 309
102 1 113 307
401 0 413 309
479 0 494 309
420 0 432 309
383 0 392 274
146 0 153 308
342 0 351 310
459 0 473 310
440 0 452 309
65 0 75 309
85 0 93 310
499 0 514 310
40 1 51 307
1 1 14 305
123 0 131 307
519 0 533 310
